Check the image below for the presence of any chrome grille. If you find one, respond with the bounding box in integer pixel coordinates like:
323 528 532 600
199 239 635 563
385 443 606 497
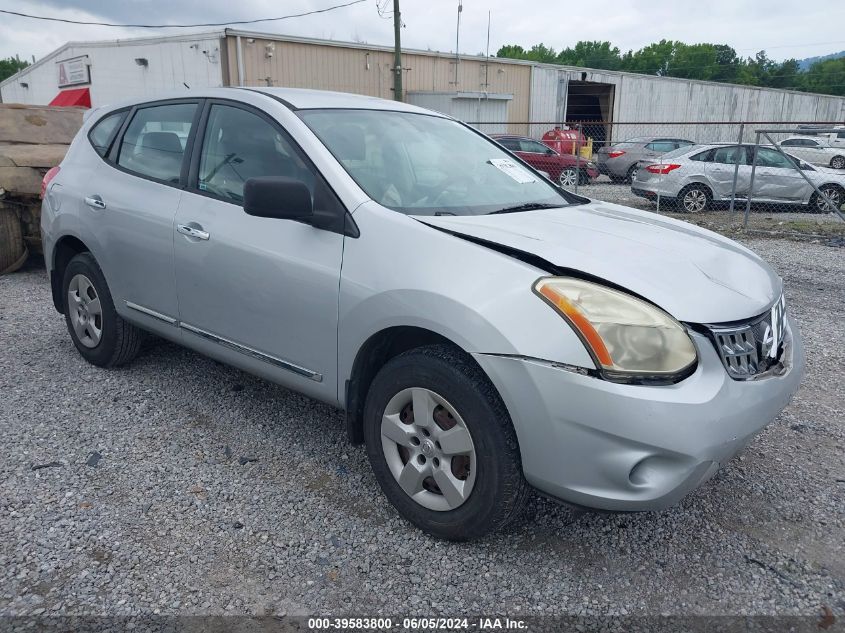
708 294 786 380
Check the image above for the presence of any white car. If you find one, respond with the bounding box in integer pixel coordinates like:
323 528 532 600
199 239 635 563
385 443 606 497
779 136 845 170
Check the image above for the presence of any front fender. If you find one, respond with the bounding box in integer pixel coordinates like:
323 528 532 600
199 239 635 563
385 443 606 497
337 203 595 402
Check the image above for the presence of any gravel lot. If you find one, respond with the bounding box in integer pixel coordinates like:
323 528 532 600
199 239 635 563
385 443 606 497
1 238 843 622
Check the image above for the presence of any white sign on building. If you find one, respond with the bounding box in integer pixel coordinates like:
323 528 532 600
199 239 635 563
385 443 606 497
57 56 90 88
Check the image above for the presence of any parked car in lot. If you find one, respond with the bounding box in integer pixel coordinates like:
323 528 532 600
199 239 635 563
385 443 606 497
778 136 845 170
490 134 598 188
43 88 803 540
632 143 845 213
597 136 694 183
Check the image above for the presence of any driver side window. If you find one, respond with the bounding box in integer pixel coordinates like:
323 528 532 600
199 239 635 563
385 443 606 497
197 104 316 204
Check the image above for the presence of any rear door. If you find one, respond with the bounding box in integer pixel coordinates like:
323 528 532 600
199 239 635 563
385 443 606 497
703 145 751 199
89 100 200 325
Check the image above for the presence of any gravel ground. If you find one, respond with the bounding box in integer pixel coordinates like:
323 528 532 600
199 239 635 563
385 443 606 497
0 238 843 621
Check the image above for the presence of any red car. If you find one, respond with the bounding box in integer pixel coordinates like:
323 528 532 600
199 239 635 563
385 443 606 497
490 134 598 188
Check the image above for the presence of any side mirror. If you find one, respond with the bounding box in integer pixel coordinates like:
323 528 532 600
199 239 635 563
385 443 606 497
244 177 312 221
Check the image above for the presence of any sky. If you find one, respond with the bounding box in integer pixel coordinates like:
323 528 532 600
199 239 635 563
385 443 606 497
1 0 845 64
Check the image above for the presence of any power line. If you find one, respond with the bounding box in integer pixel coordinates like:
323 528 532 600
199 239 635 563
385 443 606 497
0 0 367 28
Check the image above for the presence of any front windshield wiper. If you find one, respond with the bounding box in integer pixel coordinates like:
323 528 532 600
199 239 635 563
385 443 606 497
488 202 563 215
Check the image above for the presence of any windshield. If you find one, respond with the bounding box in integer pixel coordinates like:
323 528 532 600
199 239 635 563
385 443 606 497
297 109 572 216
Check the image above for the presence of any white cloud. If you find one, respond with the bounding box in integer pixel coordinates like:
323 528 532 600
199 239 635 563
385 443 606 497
2 0 844 64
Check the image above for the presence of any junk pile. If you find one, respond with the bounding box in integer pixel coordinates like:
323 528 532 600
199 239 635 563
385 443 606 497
0 103 83 274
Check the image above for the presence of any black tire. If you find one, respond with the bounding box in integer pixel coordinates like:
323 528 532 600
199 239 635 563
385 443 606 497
830 155 845 170
363 344 528 540
62 252 143 367
810 184 843 213
625 164 638 184
677 183 712 213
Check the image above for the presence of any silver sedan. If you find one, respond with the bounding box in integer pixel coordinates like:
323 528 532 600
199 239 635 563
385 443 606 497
42 89 803 540
632 143 845 212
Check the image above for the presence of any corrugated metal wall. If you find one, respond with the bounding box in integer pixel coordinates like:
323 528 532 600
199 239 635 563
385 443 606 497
1 35 225 108
527 66 845 142
224 35 532 133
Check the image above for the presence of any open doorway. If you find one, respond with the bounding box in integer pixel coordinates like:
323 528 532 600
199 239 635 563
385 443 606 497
564 80 615 149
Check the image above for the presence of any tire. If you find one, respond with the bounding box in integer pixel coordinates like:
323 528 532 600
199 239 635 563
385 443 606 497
625 164 638 184
830 155 845 170
678 184 712 213
0 206 26 274
363 344 528 540
810 185 843 213
559 167 578 189
62 252 143 367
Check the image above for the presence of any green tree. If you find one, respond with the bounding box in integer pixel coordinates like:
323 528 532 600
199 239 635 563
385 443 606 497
0 55 29 83
803 57 845 96
557 41 622 70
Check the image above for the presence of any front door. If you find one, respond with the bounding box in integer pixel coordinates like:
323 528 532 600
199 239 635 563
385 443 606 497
173 101 345 401
753 147 811 203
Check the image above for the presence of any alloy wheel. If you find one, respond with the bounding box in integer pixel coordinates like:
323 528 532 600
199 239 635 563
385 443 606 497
831 156 845 170
67 273 103 348
380 387 477 511
816 187 841 212
559 168 578 188
682 188 708 212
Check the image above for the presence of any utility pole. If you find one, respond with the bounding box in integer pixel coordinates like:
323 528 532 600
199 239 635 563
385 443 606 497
392 0 402 101
454 0 462 86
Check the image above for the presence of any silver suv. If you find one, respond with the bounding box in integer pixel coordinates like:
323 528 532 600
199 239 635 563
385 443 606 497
42 88 804 540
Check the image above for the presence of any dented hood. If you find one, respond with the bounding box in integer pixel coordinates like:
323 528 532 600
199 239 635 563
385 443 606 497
416 201 781 323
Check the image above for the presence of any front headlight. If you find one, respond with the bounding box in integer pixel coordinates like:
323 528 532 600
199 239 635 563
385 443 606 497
534 277 697 382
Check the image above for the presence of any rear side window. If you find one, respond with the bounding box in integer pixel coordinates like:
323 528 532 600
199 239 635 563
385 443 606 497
645 140 677 152
117 103 197 183
712 146 748 165
88 111 126 157
689 149 716 162
497 138 520 151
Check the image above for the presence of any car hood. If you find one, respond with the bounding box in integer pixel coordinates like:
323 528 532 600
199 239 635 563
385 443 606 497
415 201 781 323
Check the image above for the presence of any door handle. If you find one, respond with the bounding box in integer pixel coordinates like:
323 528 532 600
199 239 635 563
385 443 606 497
84 195 106 209
177 224 210 240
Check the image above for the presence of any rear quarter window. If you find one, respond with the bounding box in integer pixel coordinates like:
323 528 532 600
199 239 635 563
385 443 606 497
88 111 127 157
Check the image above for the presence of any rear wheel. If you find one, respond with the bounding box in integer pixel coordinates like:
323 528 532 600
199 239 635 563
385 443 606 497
559 167 578 189
810 184 843 213
830 155 845 170
626 164 638 184
363 344 528 540
62 252 143 367
678 184 712 213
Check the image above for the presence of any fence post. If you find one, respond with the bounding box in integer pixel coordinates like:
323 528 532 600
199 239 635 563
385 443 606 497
574 123 582 195
743 131 761 229
728 123 745 218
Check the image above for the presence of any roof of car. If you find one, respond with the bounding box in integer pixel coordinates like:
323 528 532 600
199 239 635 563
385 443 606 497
249 87 438 114
87 86 446 119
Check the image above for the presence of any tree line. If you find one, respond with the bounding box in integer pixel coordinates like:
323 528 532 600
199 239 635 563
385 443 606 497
496 40 845 96
0 56 30 83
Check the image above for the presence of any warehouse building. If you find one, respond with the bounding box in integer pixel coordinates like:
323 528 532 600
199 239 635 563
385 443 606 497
3 29 844 142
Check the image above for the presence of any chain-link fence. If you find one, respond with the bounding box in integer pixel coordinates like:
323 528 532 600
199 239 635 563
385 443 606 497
473 120 845 237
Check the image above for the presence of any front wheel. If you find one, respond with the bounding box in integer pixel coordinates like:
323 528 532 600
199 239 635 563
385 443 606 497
830 155 845 170
559 167 578 189
363 344 528 540
811 185 843 212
